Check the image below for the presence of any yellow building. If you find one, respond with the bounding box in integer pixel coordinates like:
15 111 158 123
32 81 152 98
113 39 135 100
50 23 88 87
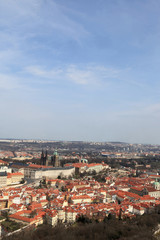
0 172 7 187
7 172 24 185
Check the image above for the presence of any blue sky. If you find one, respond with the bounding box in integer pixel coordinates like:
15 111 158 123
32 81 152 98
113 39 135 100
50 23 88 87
1 0 160 144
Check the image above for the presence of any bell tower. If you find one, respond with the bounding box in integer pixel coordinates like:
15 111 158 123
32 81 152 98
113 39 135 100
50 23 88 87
53 150 60 167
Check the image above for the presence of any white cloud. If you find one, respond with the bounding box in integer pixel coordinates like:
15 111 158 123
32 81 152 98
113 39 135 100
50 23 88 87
25 64 122 86
66 65 97 85
0 0 89 46
25 66 63 79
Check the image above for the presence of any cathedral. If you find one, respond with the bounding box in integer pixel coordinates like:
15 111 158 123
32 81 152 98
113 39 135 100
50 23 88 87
40 150 60 167
52 150 60 167
40 150 48 166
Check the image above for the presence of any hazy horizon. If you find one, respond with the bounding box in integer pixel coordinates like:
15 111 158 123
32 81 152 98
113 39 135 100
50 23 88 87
0 137 159 146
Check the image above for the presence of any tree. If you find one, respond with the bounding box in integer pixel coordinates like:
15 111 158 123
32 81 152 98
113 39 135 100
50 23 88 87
30 210 37 218
20 178 25 184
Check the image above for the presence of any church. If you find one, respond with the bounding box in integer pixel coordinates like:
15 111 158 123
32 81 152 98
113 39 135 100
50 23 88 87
40 150 60 167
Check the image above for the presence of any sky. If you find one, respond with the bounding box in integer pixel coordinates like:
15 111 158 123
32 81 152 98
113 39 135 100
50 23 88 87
1 0 160 144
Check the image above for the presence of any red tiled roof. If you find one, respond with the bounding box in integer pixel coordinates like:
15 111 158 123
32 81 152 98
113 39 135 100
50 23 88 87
71 194 91 200
0 160 8 165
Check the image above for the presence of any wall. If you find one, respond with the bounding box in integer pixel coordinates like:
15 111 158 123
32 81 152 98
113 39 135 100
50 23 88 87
25 167 75 179
0 176 7 187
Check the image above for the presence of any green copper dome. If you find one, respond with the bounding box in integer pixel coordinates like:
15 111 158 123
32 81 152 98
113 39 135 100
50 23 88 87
54 150 58 156
153 181 159 186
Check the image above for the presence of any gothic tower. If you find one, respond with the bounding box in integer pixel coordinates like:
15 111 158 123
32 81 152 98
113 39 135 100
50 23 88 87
53 150 60 167
45 150 48 167
40 149 48 166
40 150 45 165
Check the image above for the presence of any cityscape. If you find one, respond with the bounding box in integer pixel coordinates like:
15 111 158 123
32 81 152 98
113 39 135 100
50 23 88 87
1 0 160 239
0 139 159 238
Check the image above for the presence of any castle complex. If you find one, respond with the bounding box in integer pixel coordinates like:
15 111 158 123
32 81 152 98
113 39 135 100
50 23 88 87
40 150 60 167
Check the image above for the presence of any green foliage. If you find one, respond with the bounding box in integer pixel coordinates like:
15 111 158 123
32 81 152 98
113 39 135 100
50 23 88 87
0 215 5 220
4 213 160 240
3 211 9 221
30 210 37 218
20 178 25 184
77 215 92 224
2 220 23 232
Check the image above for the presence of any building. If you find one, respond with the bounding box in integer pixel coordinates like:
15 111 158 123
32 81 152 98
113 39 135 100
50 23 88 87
65 208 77 223
52 150 60 167
0 166 12 173
24 165 75 179
10 162 28 174
40 150 48 166
0 160 8 166
86 163 103 173
46 210 58 226
0 199 8 209
0 172 7 187
7 172 24 185
9 210 45 226
71 194 92 204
